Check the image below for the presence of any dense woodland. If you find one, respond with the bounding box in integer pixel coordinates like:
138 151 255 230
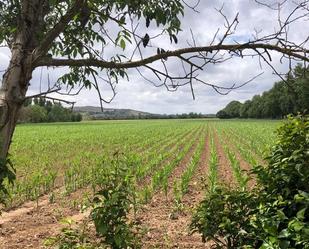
217 65 309 119
18 98 82 123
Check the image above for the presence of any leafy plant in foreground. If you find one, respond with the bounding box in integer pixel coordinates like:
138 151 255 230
251 114 309 248
190 186 258 248
44 218 98 249
0 155 15 208
91 155 140 249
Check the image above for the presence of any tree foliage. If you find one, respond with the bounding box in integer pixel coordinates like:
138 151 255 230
0 0 184 89
18 98 82 123
216 101 243 119
217 65 309 119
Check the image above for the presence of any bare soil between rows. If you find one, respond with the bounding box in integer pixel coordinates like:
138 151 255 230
138 130 206 248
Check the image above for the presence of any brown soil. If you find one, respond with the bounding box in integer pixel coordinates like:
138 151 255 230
0 188 91 249
138 128 213 248
212 129 236 188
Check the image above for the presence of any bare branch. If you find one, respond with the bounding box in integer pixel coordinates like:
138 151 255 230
24 87 61 100
39 96 76 107
36 43 309 69
182 0 201 13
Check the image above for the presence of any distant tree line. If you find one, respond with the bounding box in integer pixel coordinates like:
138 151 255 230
217 65 309 119
146 112 215 119
18 98 82 123
86 112 216 120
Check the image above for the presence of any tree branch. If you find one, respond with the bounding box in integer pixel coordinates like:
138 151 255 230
40 96 76 107
25 88 61 100
35 43 309 69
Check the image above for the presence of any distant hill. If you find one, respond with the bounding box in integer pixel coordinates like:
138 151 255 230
73 106 155 120
74 106 216 120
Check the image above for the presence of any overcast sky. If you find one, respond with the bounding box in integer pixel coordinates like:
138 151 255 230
0 0 308 114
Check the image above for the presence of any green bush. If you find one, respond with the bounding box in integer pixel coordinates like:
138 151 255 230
190 187 258 248
91 155 140 249
191 115 309 248
47 155 140 249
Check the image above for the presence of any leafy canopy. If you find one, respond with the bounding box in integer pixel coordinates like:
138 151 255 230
0 0 184 86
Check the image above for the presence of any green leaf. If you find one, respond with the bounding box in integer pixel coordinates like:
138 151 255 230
297 208 306 220
120 39 126 50
278 229 290 238
289 220 304 232
279 240 290 249
277 210 287 220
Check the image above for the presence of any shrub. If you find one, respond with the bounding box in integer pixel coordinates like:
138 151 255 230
190 187 259 248
47 155 140 249
0 156 15 208
91 155 140 249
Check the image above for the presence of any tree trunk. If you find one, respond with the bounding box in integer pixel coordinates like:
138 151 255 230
0 0 42 160
0 45 33 160
0 43 33 198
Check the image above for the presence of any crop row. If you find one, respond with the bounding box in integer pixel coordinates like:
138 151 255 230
7 120 278 208
6 121 203 207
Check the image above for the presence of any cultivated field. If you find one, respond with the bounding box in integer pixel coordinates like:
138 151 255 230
1 119 280 248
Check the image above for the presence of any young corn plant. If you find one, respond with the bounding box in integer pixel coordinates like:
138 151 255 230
217 128 249 190
140 128 202 203
136 128 197 181
208 136 218 193
139 185 152 204
147 127 200 190
237 143 258 166
173 180 182 204
151 137 196 192
226 150 248 190
180 136 205 195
